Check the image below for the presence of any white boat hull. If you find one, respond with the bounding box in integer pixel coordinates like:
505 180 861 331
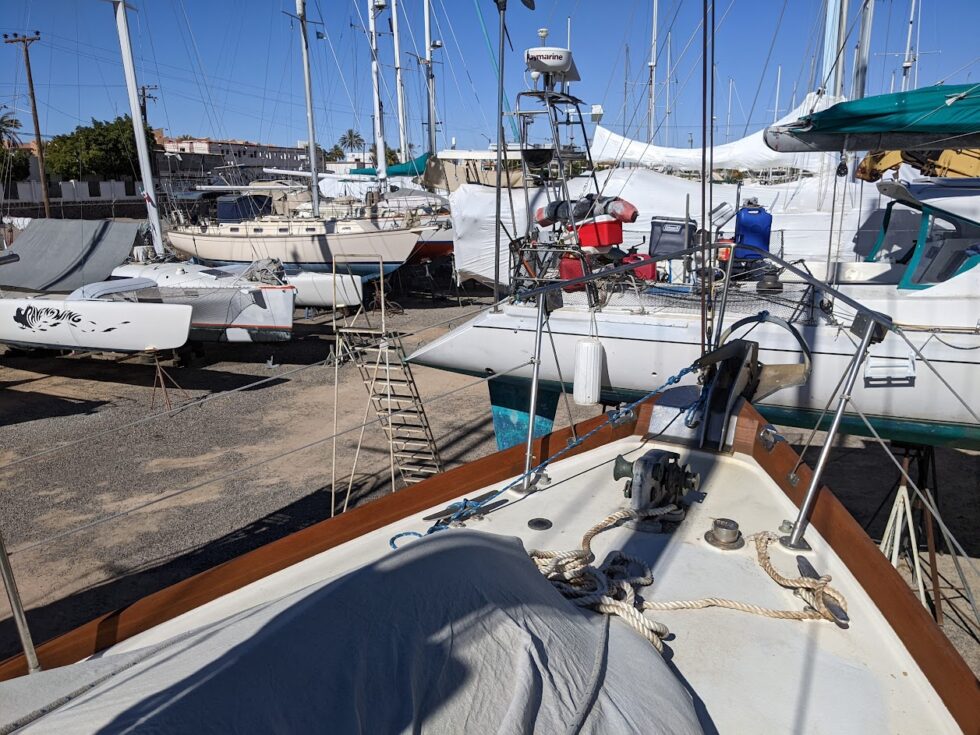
167 226 423 277
110 263 296 343
0 299 192 352
410 282 980 446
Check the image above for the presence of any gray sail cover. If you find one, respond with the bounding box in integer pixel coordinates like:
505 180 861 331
2 531 701 734
0 219 139 292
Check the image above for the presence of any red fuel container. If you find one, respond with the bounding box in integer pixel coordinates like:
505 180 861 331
559 253 586 291
622 253 658 280
571 215 623 248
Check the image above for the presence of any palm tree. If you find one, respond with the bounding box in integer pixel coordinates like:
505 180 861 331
338 129 364 160
0 111 23 148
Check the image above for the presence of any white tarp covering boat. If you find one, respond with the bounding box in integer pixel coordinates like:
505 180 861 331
0 531 701 734
450 167 905 286
591 92 843 172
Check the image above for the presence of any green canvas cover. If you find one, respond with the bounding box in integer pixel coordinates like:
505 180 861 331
797 84 980 135
764 84 980 152
350 151 431 177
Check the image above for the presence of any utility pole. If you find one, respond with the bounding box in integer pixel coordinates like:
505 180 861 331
4 32 50 218
647 0 658 143
391 0 408 162
138 84 158 123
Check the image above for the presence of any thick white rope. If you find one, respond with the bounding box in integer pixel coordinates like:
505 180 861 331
529 508 848 653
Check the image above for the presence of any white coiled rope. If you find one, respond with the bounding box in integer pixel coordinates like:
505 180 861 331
529 507 848 653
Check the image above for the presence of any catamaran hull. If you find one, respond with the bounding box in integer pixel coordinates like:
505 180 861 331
410 306 980 448
167 228 421 277
0 299 192 353
110 263 297 343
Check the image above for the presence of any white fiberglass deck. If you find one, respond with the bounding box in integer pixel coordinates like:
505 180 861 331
20 435 955 733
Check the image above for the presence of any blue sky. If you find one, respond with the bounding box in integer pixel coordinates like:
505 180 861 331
2 0 977 153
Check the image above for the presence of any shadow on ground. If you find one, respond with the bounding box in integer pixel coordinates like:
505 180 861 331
0 353 290 395
790 439 980 557
0 383 107 426
0 473 390 661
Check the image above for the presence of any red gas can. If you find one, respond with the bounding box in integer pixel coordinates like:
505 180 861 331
622 253 658 281
572 215 623 248
559 253 586 291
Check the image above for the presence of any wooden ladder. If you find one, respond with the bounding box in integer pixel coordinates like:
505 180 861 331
339 327 443 486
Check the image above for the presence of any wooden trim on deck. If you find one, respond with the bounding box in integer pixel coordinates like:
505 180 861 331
731 404 980 732
0 403 645 680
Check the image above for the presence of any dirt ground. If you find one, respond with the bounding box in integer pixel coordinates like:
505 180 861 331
0 293 976 677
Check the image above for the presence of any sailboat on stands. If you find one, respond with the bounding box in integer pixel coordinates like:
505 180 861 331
409 38 980 451
167 0 431 282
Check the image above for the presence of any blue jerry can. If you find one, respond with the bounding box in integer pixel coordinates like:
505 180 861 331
733 206 772 260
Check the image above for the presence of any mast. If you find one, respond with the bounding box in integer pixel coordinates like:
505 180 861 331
820 0 842 94
623 44 630 137
773 64 781 122
665 32 671 146
647 0 658 143
391 0 408 162
296 0 320 217
424 0 437 156
901 0 917 92
835 0 849 98
367 0 388 186
726 77 733 142
111 1 164 257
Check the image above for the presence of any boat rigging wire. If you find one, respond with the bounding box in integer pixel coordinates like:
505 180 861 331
740 0 787 137
846 397 980 627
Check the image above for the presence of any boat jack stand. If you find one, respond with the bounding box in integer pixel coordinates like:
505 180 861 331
150 352 188 412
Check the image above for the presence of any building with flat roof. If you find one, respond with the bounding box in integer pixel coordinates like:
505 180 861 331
160 135 325 172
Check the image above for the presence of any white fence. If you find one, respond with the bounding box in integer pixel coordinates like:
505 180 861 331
2 180 143 203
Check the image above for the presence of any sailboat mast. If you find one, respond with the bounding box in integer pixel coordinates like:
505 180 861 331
820 0 842 94
367 0 388 185
391 0 408 162
901 0 917 92
726 77 732 142
835 0 849 98
665 32 671 146
296 0 320 218
111 0 164 257
424 0 437 156
851 0 874 99
773 64 781 123
647 0 658 143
